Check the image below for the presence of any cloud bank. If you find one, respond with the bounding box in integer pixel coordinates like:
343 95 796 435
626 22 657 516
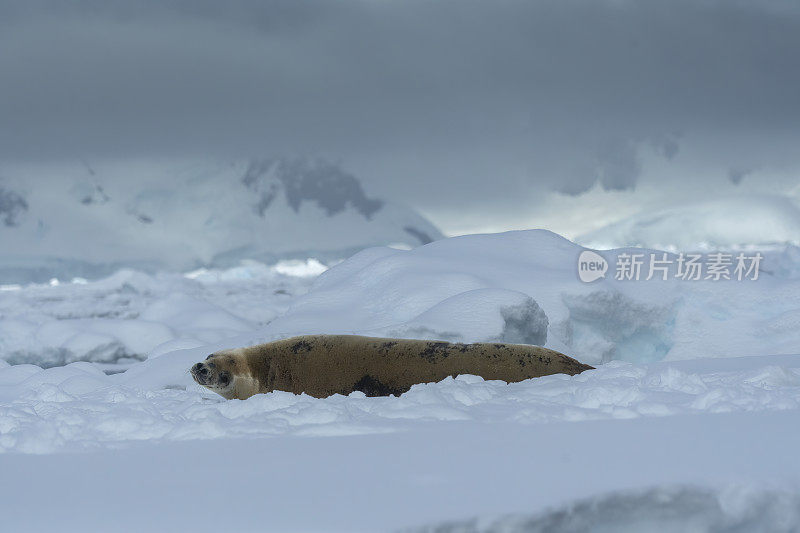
1 0 799 228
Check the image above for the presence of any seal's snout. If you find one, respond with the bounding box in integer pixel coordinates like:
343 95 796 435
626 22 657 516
191 362 209 384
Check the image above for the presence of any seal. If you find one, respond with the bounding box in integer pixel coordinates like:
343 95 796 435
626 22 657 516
190 334 594 400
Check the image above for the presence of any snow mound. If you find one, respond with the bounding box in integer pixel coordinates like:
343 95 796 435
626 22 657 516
409 486 800 533
257 229 800 365
375 289 548 345
0 158 443 283
578 194 800 251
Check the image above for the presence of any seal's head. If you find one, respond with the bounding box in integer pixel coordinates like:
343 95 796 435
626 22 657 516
191 350 261 400
191 353 236 398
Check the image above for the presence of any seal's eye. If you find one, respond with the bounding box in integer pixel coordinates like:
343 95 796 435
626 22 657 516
205 354 214 360
219 372 230 386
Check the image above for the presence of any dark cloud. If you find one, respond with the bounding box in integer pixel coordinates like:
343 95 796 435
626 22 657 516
728 168 753 185
1 0 799 213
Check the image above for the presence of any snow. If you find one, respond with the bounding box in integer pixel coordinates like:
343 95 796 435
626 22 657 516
1 229 800 531
255 229 800 365
578 193 800 251
1 393 799 531
410 486 800 532
0 260 320 368
1 353 798 453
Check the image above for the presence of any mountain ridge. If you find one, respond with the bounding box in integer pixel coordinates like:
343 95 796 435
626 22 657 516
0 158 443 283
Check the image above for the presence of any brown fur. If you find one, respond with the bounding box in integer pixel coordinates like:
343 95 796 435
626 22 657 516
191 334 594 400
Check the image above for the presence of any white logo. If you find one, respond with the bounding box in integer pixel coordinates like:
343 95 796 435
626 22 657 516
577 250 608 283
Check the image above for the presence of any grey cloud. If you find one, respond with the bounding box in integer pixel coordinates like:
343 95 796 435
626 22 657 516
0 0 799 211
650 134 681 161
0 186 28 227
728 168 753 185
596 139 643 193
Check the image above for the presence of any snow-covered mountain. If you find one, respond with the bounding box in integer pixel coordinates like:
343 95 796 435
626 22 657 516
0 158 442 283
577 194 800 251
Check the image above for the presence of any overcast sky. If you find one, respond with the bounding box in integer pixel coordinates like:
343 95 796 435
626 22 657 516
1 0 799 235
